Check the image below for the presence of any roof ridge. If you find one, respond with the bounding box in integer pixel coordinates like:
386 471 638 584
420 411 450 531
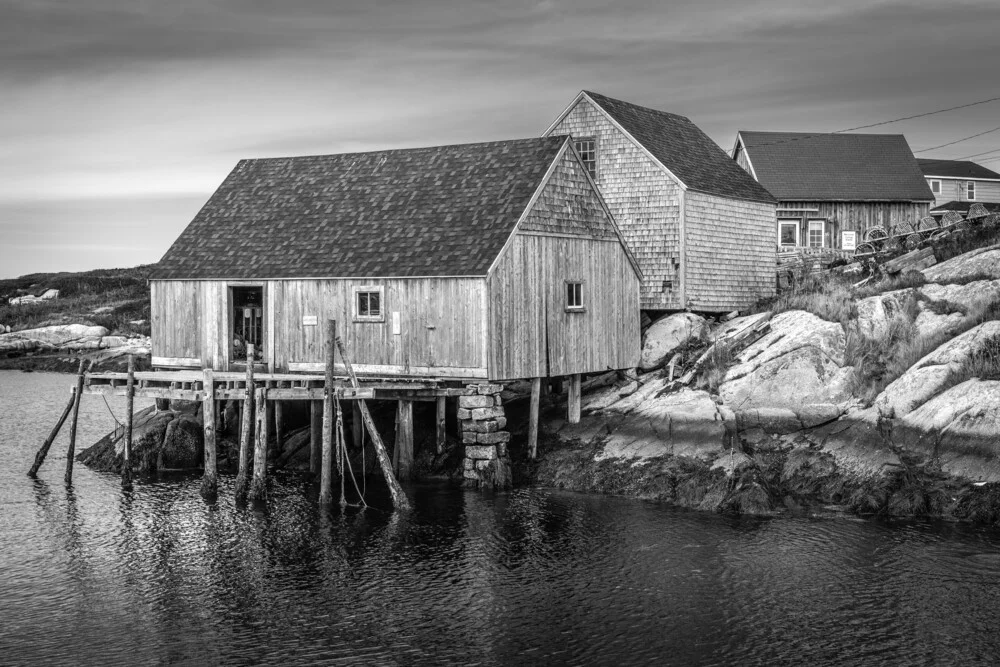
239 135 566 163
582 90 692 123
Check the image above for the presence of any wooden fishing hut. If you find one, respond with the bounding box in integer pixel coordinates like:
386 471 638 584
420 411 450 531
59 136 641 496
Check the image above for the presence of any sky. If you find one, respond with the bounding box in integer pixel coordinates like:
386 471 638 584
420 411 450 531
2 0 1000 278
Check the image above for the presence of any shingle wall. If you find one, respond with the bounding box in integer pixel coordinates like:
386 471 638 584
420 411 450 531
519 149 619 239
548 98 682 310
684 192 776 311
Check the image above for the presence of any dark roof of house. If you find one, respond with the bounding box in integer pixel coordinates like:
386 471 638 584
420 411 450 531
930 200 1000 214
738 131 934 201
917 158 1000 180
152 137 568 280
581 91 776 204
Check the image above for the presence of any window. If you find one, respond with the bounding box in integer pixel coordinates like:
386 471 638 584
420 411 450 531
967 181 976 200
354 286 384 322
566 281 584 312
574 138 597 179
778 220 799 248
929 179 941 194
808 220 825 248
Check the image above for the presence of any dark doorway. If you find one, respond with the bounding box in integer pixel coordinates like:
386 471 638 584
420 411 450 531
231 286 264 363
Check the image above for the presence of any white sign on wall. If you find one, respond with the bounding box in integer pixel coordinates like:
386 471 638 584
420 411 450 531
302 315 318 326
841 231 857 251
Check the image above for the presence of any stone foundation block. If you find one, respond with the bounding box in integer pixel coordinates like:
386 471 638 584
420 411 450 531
459 395 494 409
462 432 479 444
457 408 472 420
465 445 497 460
471 407 504 420
475 459 492 470
496 443 508 458
476 384 504 395
477 431 511 445
464 419 501 433
463 469 479 480
464 458 474 470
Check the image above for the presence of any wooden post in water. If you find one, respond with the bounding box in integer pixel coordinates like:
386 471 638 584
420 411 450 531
528 377 541 459
274 396 285 455
352 401 364 453
320 320 336 504
248 386 269 501
64 360 88 485
121 354 136 490
435 396 447 455
310 399 322 476
567 373 581 425
28 392 75 477
234 344 255 501
395 400 413 480
200 367 217 498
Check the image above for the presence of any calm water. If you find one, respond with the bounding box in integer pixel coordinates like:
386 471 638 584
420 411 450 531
3 371 1000 666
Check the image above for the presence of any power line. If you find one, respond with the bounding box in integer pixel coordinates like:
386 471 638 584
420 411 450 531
953 147 1000 160
914 125 1000 153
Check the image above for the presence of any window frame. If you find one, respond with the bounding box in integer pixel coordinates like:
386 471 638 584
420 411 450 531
565 279 586 313
807 219 826 248
930 179 941 194
967 181 976 200
353 285 385 323
778 219 800 248
573 136 598 180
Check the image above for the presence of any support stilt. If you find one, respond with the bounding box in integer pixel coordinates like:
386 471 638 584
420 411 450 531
234 345 255 501
310 399 322 476
274 398 285 455
568 373 581 424
320 321 336 505
28 392 75 477
248 386 268 501
436 396 447 455
63 360 87 485
528 377 541 459
121 355 135 490
395 400 413 481
200 367 217 498
352 401 363 451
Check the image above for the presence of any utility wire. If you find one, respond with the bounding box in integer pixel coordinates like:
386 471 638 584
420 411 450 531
953 146 1000 160
914 126 1000 153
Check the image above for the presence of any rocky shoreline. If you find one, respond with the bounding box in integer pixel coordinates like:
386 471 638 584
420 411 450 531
0 324 151 373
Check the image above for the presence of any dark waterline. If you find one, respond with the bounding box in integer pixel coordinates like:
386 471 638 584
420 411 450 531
3 371 1000 666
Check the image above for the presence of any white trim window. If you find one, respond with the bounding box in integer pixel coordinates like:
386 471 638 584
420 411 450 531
967 181 976 200
778 219 799 248
354 286 384 322
574 137 597 179
565 280 585 312
930 179 941 194
808 219 825 248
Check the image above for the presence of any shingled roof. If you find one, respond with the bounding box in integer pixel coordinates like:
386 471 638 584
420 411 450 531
153 137 568 280
917 158 1000 180
738 131 934 202
579 91 776 204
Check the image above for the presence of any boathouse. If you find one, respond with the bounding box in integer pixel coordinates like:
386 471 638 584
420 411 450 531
150 136 641 383
733 131 933 251
543 91 778 313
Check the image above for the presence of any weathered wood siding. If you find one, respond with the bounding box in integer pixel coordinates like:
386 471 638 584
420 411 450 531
777 201 930 248
151 280 227 367
927 178 1000 208
546 96 682 310
488 147 640 379
684 192 775 311
733 143 753 176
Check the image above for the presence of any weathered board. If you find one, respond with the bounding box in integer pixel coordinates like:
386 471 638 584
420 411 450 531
776 201 931 249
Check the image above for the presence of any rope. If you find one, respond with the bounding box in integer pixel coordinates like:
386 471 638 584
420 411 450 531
337 400 368 509
102 393 124 427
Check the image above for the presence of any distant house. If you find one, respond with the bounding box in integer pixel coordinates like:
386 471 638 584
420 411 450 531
917 158 1000 210
544 91 777 314
734 132 933 251
150 137 641 382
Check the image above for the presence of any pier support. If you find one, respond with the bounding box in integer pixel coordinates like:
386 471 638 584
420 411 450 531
459 383 511 488
395 400 413 481
64 360 87 485
436 396 447 455
234 345 255 501
567 373 581 424
28 391 75 477
248 386 269 501
320 321 337 505
121 355 136 490
528 377 541 459
200 368 217 499
310 399 322 476
274 397 285 455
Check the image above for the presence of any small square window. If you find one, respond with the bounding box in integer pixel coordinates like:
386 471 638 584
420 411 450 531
566 281 584 311
354 286 384 322
808 220 825 248
574 138 597 179
930 179 941 194
967 182 976 200
778 220 799 247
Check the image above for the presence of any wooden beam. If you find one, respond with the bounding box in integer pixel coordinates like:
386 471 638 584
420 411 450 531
567 373 581 424
234 345 255 501
274 398 285 456
28 391 74 477
248 386 269 502
200 368 217 499
310 399 322 476
352 401 363 452
121 355 135 490
436 396 447 455
320 320 336 505
528 377 541 459
64 360 87 485
395 400 413 480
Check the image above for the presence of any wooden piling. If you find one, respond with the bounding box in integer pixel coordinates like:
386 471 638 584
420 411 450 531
64 360 87 485
528 377 541 459
310 399 322 476
234 345 255 501
567 373 581 424
28 392 75 477
395 400 413 480
352 401 363 452
435 396 447 455
248 386 268 501
274 398 285 455
320 320 337 505
200 367 217 498
332 321 410 511
121 355 135 490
